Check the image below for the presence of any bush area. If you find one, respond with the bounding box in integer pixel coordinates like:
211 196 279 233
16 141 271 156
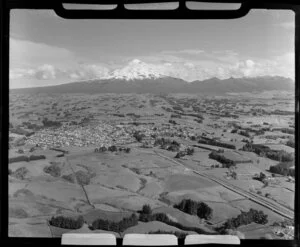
209 151 236 168
75 171 91 185
174 147 194 159
174 199 213 220
138 204 211 234
272 219 294 228
62 174 76 183
22 121 42 131
11 167 29 180
269 162 295 177
154 138 180 152
286 139 295 148
169 120 177 125
241 144 293 162
148 230 188 239
91 213 138 233
216 209 268 233
42 118 62 128
253 172 267 182
11 127 35 137
9 208 29 218
198 138 236 150
272 128 294 135
43 164 61 177
49 215 84 229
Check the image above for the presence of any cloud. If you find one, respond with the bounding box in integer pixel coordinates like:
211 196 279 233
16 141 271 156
10 38 76 68
69 64 110 80
10 64 62 80
10 48 294 83
162 49 205 55
10 63 110 81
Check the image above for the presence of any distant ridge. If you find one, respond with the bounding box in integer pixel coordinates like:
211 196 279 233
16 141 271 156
11 76 294 95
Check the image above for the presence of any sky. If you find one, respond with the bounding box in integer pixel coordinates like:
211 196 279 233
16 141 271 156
10 8 295 88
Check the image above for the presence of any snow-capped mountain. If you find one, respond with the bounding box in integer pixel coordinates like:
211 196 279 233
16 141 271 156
104 59 166 81
11 57 294 95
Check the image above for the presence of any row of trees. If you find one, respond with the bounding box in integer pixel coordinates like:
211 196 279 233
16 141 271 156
241 144 294 162
170 114 181 119
269 162 295 177
174 199 213 220
209 151 236 168
9 154 46 164
94 146 130 153
148 230 188 239
198 138 236 150
49 216 84 229
217 209 268 233
91 213 138 233
239 130 251 138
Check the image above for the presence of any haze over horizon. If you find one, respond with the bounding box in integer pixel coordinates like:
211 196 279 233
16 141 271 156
10 8 295 89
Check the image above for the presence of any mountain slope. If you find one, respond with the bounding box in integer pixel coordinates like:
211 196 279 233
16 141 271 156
11 76 294 94
186 76 294 94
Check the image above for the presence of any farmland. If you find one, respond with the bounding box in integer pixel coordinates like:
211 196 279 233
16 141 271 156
8 91 295 239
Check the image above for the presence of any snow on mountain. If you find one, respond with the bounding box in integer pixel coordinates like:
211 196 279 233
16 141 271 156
104 59 166 81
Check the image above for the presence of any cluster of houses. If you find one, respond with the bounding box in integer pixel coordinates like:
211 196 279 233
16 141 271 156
24 123 135 149
21 118 198 150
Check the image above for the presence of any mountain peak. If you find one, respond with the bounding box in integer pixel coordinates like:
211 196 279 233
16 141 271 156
104 59 166 81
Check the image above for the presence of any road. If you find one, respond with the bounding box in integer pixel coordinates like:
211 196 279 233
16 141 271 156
153 150 294 220
65 157 94 208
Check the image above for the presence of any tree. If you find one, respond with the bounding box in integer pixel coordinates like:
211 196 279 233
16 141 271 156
49 215 84 229
217 208 268 233
99 146 107 152
186 147 194 155
174 199 213 220
43 164 61 177
92 213 138 233
108 145 117 152
141 204 152 215
133 131 145 142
